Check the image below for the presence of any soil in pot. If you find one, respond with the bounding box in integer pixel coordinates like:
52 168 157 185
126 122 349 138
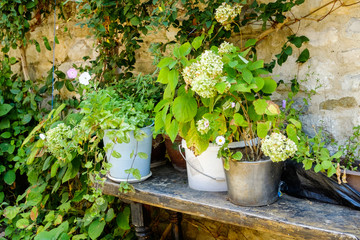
164 135 187 172
151 135 167 167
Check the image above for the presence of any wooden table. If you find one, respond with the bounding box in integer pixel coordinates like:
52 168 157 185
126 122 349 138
102 164 360 240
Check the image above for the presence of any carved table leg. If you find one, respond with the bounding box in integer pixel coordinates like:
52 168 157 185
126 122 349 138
130 202 152 240
169 211 183 240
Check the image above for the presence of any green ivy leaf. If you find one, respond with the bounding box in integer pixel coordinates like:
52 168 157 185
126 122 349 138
130 16 141 26
21 114 32 125
42 37 51 51
172 95 197 123
327 166 337 177
111 150 122 159
4 170 16 185
88 219 106 240
0 132 11 138
233 113 245 126
65 80 75 91
138 152 148 159
0 104 13 117
296 48 310 63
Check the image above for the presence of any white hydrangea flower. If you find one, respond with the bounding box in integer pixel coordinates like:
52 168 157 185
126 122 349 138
216 136 225 146
215 3 238 25
191 74 218 98
45 123 73 160
79 72 91 85
196 118 210 135
261 132 297 162
198 50 223 78
215 3 242 27
218 41 235 55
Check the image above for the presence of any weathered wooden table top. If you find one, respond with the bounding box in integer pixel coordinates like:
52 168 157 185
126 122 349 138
102 164 360 240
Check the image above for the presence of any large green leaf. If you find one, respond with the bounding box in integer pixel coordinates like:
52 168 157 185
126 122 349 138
261 78 277 94
157 67 170 84
257 122 270 138
88 219 106 240
116 206 131 230
0 104 13 117
253 99 268 115
179 42 192 57
242 68 253 84
172 95 197 123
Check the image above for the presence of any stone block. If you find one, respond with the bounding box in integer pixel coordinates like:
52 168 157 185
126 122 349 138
347 18 360 33
319 97 357 110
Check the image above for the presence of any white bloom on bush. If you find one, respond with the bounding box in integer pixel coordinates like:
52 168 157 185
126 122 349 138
39 133 46 140
261 132 297 162
215 3 242 26
196 118 210 135
218 41 235 55
199 50 223 78
216 136 225 146
45 123 73 160
191 74 218 98
79 72 91 85
182 50 224 98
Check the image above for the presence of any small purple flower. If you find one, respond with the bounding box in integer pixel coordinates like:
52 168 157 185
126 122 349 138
231 102 236 108
67 68 78 79
282 100 286 109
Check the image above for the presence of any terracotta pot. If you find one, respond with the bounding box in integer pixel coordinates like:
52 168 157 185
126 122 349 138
345 169 360 193
164 135 187 172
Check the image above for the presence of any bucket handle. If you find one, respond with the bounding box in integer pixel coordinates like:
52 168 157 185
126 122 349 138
178 145 225 182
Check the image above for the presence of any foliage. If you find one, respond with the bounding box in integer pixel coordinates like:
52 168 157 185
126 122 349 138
0 55 43 206
153 37 299 168
338 126 360 171
74 0 153 83
1 105 135 239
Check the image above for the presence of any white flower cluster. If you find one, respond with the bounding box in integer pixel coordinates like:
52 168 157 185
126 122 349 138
261 132 297 162
196 118 210 135
45 123 73 160
182 50 228 98
215 3 243 30
218 41 236 55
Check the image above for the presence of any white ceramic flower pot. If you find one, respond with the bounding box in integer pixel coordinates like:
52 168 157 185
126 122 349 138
103 126 153 183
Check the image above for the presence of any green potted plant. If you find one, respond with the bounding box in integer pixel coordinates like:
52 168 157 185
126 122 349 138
154 38 298 197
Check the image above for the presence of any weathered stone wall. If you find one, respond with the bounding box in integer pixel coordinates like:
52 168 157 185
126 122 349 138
255 0 360 143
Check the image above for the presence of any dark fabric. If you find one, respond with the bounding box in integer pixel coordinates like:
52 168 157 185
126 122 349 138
281 160 360 210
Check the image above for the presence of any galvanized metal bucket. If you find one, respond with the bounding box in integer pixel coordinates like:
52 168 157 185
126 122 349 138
225 158 283 206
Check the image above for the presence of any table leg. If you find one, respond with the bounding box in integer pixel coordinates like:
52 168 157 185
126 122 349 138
130 202 152 240
169 211 183 240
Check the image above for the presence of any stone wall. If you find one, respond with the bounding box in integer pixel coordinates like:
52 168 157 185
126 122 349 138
255 0 360 143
